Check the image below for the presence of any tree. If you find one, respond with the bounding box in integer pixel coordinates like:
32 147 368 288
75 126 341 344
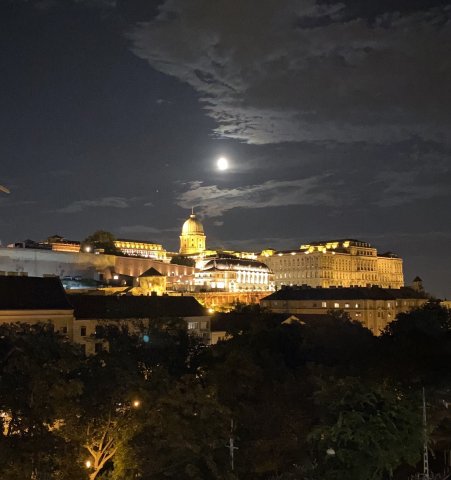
170 255 196 267
83 230 120 255
62 319 201 480
204 319 314 478
0 323 84 480
113 376 235 480
308 375 422 480
378 302 451 387
212 303 284 337
383 301 451 338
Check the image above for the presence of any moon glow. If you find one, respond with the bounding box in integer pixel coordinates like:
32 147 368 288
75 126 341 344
217 156 229 171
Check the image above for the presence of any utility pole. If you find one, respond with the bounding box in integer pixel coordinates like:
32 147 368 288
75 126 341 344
423 387 430 480
225 419 238 471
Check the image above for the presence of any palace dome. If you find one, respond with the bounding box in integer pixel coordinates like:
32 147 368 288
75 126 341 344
181 214 204 236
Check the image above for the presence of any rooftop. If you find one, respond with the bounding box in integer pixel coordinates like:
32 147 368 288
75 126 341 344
69 294 207 320
202 257 271 271
262 286 429 302
0 276 73 310
139 267 163 277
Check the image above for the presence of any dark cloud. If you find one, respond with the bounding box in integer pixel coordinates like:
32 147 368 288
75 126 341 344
131 0 451 145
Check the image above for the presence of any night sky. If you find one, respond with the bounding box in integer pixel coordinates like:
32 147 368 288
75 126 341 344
1 0 450 297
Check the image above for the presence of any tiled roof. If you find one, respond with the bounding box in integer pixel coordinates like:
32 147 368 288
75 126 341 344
262 286 428 302
69 294 207 320
139 267 163 277
303 239 369 246
0 276 73 310
203 258 271 271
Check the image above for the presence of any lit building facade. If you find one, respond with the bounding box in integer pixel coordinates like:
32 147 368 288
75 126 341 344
114 239 166 261
260 239 404 290
47 235 81 253
179 212 206 255
194 257 274 292
261 286 428 335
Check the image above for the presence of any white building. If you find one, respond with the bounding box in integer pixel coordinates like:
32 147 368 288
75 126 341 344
194 257 274 292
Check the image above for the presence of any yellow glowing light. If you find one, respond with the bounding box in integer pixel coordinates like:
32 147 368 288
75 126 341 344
208 308 215 314
85 460 92 469
132 400 141 408
217 156 229 171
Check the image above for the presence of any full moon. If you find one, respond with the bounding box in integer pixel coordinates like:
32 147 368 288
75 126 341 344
217 156 229 171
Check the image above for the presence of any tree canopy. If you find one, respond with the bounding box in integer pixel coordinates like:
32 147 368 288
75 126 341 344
1 302 451 479
83 230 120 255
170 255 196 267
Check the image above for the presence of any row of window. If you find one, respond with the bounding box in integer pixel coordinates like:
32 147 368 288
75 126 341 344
187 321 209 330
0 271 28 276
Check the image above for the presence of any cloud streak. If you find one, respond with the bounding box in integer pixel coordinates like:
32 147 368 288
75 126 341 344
57 196 131 213
117 225 179 235
177 176 335 217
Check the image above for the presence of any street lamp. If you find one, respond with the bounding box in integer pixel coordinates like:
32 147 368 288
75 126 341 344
85 460 92 469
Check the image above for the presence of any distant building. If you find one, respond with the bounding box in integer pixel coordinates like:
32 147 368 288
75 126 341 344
0 246 193 284
0 276 74 333
46 235 81 253
135 267 167 296
261 285 428 335
194 257 274 293
69 294 212 354
114 239 166 261
0 276 212 354
259 239 404 290
8 235 81 253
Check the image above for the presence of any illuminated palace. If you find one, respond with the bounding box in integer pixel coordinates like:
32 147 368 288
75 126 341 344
178 211 274 293
260 239 404 290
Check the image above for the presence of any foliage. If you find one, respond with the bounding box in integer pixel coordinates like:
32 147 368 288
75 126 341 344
379 302 451 387
383 300 451 338
212 303 284 337
308 374 422 480
0 323 84 480
112 376 235 480
2 304 451 479
170 255 196 267
82 230 120 255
